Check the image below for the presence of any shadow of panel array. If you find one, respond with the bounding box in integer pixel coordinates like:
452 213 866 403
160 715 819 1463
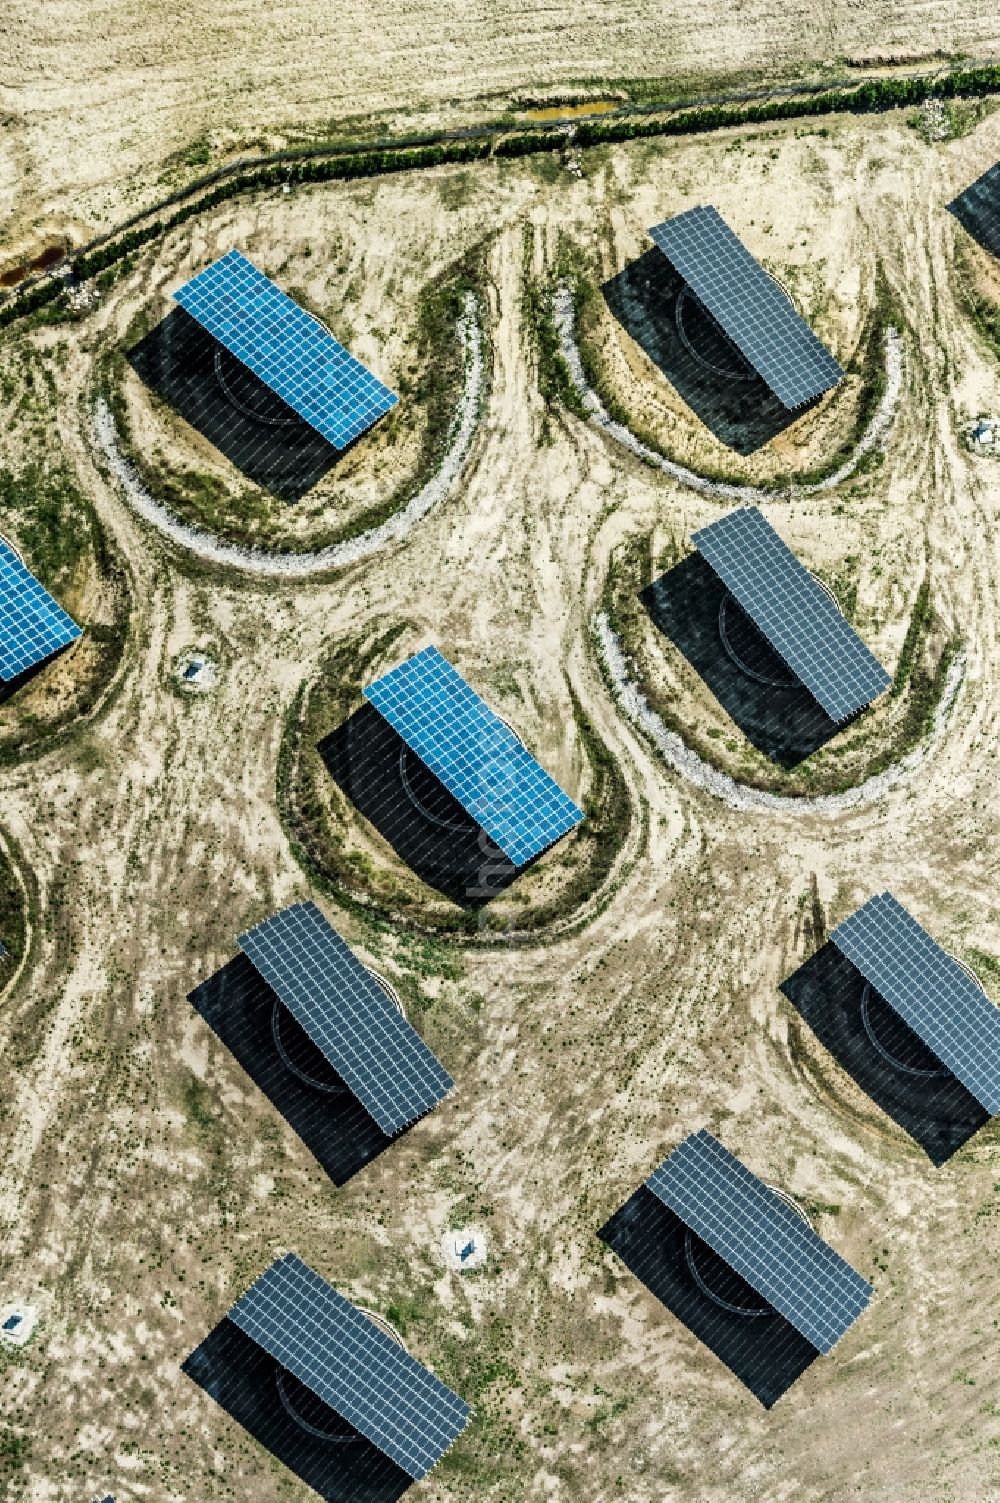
183 1317 412 1503
127 307 340 502
319 702 520 909
599 1187 819 1407
0 656 57 705
188 954 399 1185
781 942 990 1166
601 249 807 455
947 162 1000 259
642 553 844 767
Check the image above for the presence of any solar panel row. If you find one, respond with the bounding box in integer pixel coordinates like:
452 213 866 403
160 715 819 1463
648 205 843 409
185 639 588 1456
238 901 453 1135
168 184 1000 1449
173 250 397 450
692 507 890 722
947 160 1000 259
0 539 81 683
830 892 1000 1116
364 645 584 867
647 1130 872 1354
224 894 998 1389
227 1253 471 1479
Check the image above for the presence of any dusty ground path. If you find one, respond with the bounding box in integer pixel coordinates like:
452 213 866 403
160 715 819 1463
1 117 999 1503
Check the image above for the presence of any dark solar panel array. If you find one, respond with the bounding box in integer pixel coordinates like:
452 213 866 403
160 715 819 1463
830 892 1000 1116
693 507 891 722
648 205 843 408
173 250 397 449
646 1130 872 1354
238 902 452 1136
947 161 1000 258
0 539 81 683
228 1253 470 1479
364 645 584 867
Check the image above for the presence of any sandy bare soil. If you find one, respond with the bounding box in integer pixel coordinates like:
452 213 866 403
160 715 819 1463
1 109 1000 1503
5 3 1000 249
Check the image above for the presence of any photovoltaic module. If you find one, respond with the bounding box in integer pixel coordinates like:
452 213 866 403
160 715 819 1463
0 539 81 683
364 645 584 867
649 205 843 408
238 901 453 1135
173 249 397 448
692 507 890 722
226 1253 471 1479
647 1130 872 1353
830 892 1000 1115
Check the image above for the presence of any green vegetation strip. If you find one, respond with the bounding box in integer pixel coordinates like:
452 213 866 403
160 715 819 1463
0 460 131 765
0 463 93 596
5 62 1000 333
953 238 1000 365
0 828 33 974
520 231 588 430
570 65 1000 146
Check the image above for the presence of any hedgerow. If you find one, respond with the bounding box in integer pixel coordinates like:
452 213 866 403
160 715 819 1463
2 62 999 333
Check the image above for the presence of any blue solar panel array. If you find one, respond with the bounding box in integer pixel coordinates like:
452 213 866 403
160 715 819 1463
364 645 585 867
0 539 81 683
227 1254 471 1479
830 892 1000 1116
649 205 843 409
947 161 1000 258
173 250 398 449
693 507 891 722
647 1130 872 1353
238 901 452 1135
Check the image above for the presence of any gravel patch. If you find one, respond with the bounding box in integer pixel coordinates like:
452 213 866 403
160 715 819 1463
93 293 484 577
